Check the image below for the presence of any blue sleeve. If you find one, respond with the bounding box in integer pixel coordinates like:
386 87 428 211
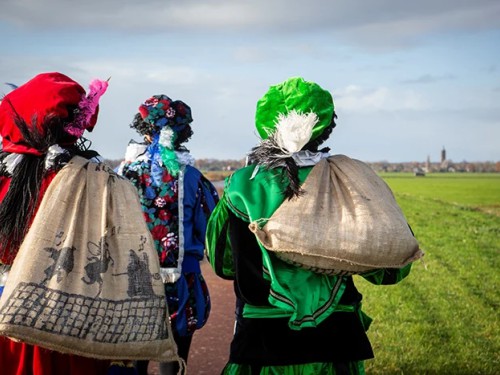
182 166 219 261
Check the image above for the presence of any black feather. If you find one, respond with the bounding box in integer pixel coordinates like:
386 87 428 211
4 82 18 91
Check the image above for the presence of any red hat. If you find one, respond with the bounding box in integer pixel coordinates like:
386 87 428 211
0 72 102 155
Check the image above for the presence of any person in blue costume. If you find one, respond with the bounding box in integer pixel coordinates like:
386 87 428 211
119 95 219 375
206 77 415 375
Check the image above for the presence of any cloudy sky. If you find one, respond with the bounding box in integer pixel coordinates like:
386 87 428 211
1 0 499 162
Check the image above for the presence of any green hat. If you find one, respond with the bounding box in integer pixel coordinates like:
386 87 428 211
255 77 334 141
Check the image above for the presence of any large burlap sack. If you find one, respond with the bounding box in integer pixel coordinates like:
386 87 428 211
0 156 179 363
249 155 423 274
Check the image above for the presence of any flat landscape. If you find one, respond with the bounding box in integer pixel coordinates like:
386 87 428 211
156 172 500 374
360 173 499 374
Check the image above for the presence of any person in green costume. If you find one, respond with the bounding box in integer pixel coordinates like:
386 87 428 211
206 77 414 375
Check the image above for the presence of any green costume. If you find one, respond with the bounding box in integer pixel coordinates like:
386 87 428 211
206 77 413 375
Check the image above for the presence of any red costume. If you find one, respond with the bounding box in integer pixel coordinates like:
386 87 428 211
0 72 112 375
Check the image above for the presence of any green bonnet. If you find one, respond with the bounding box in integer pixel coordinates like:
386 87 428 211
255 77 335 142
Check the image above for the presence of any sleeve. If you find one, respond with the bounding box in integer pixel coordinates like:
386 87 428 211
360 223 416 285
359 263 413 285
182 168 219 261
205 192 235 280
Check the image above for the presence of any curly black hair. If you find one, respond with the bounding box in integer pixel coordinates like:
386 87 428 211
130 113 155 137
302 111 337 152
130 112 194 150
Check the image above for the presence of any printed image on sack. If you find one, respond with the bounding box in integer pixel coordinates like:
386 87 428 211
0 157 178 363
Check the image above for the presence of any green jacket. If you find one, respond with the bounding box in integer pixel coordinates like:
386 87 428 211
206 164 412 330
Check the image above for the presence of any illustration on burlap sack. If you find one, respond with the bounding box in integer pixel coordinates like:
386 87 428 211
0 156 179 363
249 154 424 275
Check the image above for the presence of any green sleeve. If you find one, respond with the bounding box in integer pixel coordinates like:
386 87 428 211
360 263 413 285
205 193 235 280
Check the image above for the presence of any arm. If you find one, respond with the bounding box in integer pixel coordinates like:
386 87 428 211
182 168 219 261
206 192 235 280
360 263 412 285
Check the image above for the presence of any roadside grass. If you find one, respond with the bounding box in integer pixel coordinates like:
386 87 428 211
358 174 500 374
381 173 500 216
205 170 499 373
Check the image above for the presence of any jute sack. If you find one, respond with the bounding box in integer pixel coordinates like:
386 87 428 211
249 155 423 274
0 156 179 363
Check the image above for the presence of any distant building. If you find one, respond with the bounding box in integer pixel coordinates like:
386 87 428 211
440 146 450 171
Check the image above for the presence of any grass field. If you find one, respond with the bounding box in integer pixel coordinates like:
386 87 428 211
206 170 499 373
357 173 500 374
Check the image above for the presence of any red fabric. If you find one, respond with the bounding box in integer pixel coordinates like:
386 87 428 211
0 72 98 156
0 171 56 264
0 171 111 373
0 336 111 375
0 72 107 373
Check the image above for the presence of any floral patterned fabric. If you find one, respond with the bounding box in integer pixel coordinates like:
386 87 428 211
121 154 218 336
123 159 181 269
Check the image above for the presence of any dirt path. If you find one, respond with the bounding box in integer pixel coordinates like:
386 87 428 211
150 261 235 375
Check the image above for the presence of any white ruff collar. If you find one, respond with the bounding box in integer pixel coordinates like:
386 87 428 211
175 151 195 166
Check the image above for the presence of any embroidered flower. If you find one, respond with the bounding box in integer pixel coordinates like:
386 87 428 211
139 172 151 186
154 196 167 208
143 211 152 223
144 97 159 106
165 107 176 118
162 172 173 183
145 186 156 200
151 225 167 240
158 210 170 221
162 232 178 250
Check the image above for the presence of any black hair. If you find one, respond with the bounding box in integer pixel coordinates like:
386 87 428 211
173 124 193 150
303 112 337 152
130 113 155 138
130 112 193 151
0 103 100 262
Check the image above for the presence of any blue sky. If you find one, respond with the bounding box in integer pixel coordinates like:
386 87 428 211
1 0 499 162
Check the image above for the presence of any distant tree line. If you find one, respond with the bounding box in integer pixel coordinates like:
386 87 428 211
103 157 246 173
369 160 500 173
104 158 499 173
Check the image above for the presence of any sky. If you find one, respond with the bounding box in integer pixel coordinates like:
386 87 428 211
1 0 499 163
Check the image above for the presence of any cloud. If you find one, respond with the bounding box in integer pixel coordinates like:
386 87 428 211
400 74 456 84
335 85 427 112
2 0 499 48
1 1 498 163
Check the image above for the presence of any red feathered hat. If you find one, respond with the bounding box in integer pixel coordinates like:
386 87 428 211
0 72 101 155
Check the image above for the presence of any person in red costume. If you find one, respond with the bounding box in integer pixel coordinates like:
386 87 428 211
0 72 130 375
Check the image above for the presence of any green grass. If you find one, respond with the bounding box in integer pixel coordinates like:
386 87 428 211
381 173 500 215
357 173 500 374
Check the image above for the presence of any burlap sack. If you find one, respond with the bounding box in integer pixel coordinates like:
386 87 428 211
0 156 179 363
249 155 423 274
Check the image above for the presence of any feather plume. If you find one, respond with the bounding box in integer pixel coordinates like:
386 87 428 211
274 110 318 154
64 78 109 137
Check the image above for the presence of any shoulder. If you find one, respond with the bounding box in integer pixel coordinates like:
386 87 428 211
183 165 217 193
226 165 282 196
184 164 202 178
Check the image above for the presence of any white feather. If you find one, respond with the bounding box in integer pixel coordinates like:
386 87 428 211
274 110 318 154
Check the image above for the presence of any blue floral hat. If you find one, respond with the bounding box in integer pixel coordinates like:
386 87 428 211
138 94 192 135
136 95 193 179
